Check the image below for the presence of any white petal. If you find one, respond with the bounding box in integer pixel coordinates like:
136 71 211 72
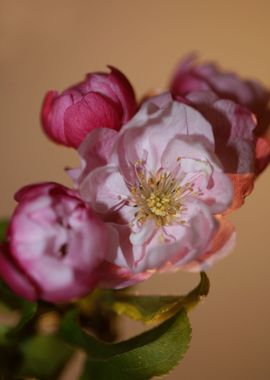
79 165 129 213
130 219 157 245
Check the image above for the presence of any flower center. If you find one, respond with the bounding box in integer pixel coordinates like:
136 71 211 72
129 165 194 227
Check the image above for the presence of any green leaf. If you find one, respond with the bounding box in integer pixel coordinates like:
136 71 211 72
19 335 73 379
0 279 22 308
0 218 8 243
0 325 10 346
105 272 209 323
7 301 37 338
0 324 23 377
0 345 22 378
61 309 191 380
0 281 37 338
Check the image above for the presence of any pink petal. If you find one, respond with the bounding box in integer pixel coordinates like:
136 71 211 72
79 165 130 213
97 261 153 289
183 216 236 272
106 223 135 268
64 92 122 147
161 137 217 173
0 246 38 301
83 67 137 123
64 210 107 270
225 173 254 214
135 201 218 272
130 219 157 245
71 128 119 184
213 99 256 173
24 256 73 293
185 93 256 174
255 137 270 175
106 66 137 123
116 99 215 178
41 91 74 146
198 171 233 214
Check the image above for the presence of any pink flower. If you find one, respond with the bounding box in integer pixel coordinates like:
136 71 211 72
41 67 137 148
170 54 270 130
0 183 109 302
177 90 258 211
170 54 270 174
71 94 235 274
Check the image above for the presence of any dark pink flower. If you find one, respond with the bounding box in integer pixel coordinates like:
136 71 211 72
170 55 270 174
41 67 137 148
170 54 270 129
0 183 109 302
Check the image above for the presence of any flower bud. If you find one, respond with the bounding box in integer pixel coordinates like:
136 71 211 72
0 183 109 302
41 67 137 148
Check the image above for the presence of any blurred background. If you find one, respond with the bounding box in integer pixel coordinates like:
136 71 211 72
1 0 270 379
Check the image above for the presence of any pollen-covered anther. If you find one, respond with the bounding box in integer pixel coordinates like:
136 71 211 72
130 169 197 227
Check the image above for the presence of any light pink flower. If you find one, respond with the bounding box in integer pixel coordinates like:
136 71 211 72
0 183 109 302
170 54 270 174
41 67 137 148
72 94 235 274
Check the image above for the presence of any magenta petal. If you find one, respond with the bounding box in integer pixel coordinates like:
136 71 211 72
41 91 74 146
0 246 38 301
41 67 137 148
64 92 121 147
170 54 270 160
185 92 256 174
107 66 137 122
213 99 256 173
171 54 270 118
85 67 137 123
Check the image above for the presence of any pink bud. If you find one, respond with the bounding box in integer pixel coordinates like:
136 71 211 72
41 67 137 148
1 183 109 302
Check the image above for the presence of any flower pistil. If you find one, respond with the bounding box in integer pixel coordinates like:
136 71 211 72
129 162 198 227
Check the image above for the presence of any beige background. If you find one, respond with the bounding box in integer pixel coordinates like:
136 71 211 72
1 1 270 379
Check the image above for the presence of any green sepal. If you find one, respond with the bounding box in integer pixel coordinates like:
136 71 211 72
104 272 209 323
18 334 73 379
7 301 37 338
0 281 37 339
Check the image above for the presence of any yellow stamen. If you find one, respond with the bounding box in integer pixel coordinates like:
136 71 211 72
130 168 196 227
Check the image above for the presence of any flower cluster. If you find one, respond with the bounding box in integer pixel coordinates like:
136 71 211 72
1 57 269 302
